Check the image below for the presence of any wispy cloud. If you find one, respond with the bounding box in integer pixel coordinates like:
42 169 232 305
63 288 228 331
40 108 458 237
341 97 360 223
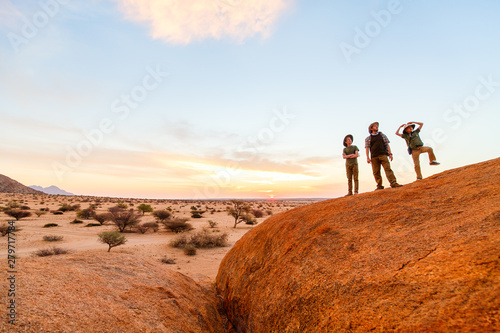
113 0 293 44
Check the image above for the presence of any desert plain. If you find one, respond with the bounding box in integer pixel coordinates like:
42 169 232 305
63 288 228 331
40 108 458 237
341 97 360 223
0 193 316 282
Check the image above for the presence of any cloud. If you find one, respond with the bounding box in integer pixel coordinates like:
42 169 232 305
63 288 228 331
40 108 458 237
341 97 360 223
113 0 292 44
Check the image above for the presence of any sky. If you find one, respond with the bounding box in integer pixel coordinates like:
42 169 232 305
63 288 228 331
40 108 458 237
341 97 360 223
0 0 499 199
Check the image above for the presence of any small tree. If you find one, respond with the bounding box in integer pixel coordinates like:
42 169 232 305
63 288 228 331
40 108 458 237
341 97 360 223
137 204 153 215
76 208 94 219
108 207 141 232
98 231 127 252
4 209 32 221
227 200 251 228
153 210 171 223
92 213 111 225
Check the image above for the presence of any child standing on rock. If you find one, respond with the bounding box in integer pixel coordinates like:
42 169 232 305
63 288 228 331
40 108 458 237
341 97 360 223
342 134 359 196
396 121 440 180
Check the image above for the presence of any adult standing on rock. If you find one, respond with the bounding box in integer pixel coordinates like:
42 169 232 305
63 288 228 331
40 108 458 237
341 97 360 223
365 122 402 190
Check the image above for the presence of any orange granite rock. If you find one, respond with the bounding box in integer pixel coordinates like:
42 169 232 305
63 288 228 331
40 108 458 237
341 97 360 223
217 158 500 332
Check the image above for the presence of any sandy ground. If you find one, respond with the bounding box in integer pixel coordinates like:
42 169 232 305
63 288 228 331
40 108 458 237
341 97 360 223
0 193 316 282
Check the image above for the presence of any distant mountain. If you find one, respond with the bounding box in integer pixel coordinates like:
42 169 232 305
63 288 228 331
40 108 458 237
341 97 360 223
29 185 74 196
0 174 43 194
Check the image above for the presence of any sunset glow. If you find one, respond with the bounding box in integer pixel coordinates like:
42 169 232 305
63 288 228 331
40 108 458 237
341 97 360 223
1 1 499 199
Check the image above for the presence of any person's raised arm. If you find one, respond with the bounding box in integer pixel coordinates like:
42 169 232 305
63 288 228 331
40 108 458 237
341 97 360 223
412 121 423 130
395 124 405 137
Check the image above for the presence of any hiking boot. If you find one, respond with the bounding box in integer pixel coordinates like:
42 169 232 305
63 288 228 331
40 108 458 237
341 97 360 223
391 183 403 188
416 178 422 180
345 192 353 197
430 161 440 166
375 186 384 190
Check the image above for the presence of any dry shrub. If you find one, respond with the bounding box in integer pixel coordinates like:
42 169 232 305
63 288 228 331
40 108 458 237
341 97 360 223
43 235 64 242
43 223 58 228
161 257 176 264
35 247 69 257
251 209 264 218
184 245 197 256
189 230 228 248
163 218 193 233
153 210 172 222
170 234 189 248
137 222 159 233
170 230 228 249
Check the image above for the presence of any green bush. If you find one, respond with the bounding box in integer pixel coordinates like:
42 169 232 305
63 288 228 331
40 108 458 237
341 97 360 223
137 204 153 215
98 231 127 252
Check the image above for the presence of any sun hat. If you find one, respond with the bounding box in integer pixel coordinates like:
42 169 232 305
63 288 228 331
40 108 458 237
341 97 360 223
343 134 353 147
403 123 416 132
368 122 379 133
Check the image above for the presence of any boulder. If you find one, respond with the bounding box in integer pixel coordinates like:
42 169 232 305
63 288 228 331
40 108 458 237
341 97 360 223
217 158 500 332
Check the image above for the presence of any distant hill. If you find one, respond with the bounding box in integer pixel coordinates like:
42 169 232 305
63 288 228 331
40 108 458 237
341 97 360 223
29 185 74 196
0 174 43 194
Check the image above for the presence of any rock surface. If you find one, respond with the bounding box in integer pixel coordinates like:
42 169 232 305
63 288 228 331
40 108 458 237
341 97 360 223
1 253 225 333
216 158 500 332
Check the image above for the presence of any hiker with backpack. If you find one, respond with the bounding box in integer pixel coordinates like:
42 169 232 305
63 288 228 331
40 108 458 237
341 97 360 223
365 122 403 190
395 121 440 180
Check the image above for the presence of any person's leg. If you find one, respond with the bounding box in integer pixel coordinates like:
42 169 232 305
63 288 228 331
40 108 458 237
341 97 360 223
411 148 423 179
380 155 398 185
346 165 353 195
420 146 437 163
371 156 383 188
353 164 359 194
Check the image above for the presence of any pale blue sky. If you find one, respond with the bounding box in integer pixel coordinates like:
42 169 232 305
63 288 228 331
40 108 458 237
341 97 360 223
1 0 499 198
